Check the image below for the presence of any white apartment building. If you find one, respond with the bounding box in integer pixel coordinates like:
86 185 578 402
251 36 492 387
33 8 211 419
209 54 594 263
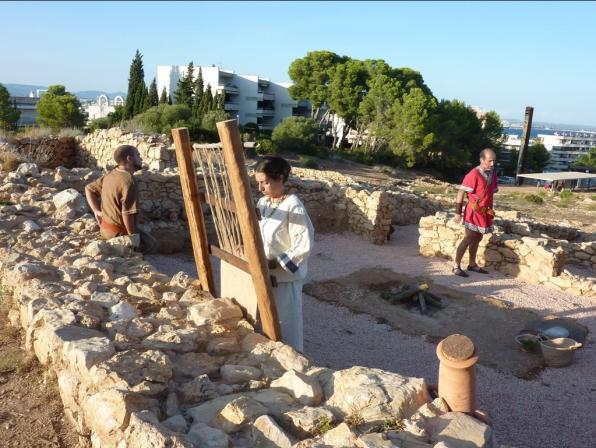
540 131 596 172
156 65 309 130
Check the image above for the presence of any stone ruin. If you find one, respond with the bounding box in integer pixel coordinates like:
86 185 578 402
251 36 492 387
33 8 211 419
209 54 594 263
419 211 596 297
0 129 496 447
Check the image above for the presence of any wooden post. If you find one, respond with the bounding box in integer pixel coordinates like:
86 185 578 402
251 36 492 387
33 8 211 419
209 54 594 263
216 119 281 341
171 128 215 294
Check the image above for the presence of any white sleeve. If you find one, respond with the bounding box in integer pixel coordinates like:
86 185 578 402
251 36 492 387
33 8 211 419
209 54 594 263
276 200 314 275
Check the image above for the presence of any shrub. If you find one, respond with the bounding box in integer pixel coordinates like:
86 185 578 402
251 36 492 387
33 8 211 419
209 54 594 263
298 155 319 169
0 153 23 172
559 190 573 200
525 194 544 205
271 116 319 154
256 138 276 155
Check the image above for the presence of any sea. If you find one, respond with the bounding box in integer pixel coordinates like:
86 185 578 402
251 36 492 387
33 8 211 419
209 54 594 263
503 127 558 139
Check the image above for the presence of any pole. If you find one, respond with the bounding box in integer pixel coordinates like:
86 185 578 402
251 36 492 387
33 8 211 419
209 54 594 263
171 128 215 294
216 119 281 341
515 106 534 186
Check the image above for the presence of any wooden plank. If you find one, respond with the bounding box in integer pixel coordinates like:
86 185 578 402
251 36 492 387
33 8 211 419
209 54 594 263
171 128 215 294
216 119 281 341
209 244 249 273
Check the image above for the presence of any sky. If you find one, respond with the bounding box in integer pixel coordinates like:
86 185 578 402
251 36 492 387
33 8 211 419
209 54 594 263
2 1 596 126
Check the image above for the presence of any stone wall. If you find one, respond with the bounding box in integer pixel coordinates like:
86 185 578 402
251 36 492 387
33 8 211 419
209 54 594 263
419 212 596 297
74 131 443 245
76 128 175 171
0 164 493 447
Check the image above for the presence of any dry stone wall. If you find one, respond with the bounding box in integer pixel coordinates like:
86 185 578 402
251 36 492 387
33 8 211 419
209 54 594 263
419 212 596 297
75 131 443 245
0 163 494 447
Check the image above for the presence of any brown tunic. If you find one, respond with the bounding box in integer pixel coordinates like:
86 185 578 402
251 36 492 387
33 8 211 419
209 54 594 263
86 168 139 238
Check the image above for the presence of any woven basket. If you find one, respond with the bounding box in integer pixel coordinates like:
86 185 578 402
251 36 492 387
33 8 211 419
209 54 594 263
540 337 582 367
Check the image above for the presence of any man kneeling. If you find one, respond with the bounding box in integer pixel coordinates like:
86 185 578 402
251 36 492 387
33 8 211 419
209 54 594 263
85 144 157 253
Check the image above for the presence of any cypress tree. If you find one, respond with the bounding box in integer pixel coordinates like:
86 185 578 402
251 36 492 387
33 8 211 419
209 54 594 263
124 50 147 119
174 61 194 108
148 78 159 108
159 86 168 104
204 84 214 111
192 67 204 118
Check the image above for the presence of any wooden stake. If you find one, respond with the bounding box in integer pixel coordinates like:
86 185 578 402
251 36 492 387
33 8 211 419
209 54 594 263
216 119 281 341
171 128 215 294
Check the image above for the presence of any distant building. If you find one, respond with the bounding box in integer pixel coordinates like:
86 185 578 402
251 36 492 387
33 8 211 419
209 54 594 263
156 65 309 130
540 131 596 172
83 94 125 121
9 91 41 127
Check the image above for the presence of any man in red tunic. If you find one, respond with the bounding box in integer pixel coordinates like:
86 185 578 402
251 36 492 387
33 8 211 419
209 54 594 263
453 148 498 277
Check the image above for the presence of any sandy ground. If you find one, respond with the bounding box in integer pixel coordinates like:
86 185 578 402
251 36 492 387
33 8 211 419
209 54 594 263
145 225 596 448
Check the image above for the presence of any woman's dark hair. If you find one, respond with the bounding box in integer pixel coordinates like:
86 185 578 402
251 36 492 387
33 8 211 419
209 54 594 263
255 155 291 182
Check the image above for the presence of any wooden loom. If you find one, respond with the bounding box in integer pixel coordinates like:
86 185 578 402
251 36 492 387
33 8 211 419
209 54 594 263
171 121 281 341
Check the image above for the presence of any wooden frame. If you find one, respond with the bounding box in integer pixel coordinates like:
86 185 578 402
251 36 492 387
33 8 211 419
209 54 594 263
172 124 281 341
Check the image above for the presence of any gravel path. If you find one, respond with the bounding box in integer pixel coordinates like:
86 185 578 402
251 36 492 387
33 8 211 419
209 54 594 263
146 226 596 448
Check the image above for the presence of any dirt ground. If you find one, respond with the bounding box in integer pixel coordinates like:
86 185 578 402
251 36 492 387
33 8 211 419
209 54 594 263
303 267 547 379
0 300 80 448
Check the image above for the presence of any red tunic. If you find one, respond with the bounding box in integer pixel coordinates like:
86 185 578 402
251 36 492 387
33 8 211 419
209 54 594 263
459 167 498 234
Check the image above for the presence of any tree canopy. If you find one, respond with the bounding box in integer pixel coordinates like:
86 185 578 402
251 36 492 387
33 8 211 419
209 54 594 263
572 147 596 168
36 85 85 129
124 50 148 119
0 83 20 131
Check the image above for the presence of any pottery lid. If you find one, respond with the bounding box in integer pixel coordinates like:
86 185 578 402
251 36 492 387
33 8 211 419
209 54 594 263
441 334 475 361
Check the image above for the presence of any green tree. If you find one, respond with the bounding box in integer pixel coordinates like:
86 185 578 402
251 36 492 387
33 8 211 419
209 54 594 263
124 50 147 119
481 111 504 151
271 116 320 153
36 85 85 129
175 61 195 108
0 83 20 131
572 147 596 168
192 67 204 118
387 87 437 167
147 78 159 108
159 87 169 104
200 109 229 133
428 100 485 174
288 50 346 118
508 142 551 174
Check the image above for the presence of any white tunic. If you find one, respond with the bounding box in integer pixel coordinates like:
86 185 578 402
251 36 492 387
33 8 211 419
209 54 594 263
257 194 315 351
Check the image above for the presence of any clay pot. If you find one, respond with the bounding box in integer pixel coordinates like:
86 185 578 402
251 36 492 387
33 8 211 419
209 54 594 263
436 334 479 413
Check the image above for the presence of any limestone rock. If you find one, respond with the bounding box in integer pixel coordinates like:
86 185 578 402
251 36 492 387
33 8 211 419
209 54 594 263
320 422 358 447
178 374 218 403
162 414 188 433
187 422 231 448
211 396 268 433
187 298 244 326
172 352 225 378
425 412 492 447
281 406 336 439
124 411 192 447
142 328 200 353
252 415 295 448
271 370 323 406
323 366 428 424
90 349 173 396
220 364 263 384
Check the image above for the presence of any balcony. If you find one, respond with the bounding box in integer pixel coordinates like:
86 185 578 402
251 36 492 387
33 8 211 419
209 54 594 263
257 92 275 101
224 102 240 111
219 84 239 94
256 108 275 117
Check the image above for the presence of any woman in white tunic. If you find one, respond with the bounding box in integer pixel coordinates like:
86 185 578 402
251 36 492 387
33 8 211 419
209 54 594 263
255 156 314 352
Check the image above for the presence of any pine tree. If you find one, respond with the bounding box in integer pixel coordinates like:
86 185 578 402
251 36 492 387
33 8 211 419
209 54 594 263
124 50 147 119
174 61 195 108
0 83 20 131
204 84 214 111
147 78 159 108
159 87 168 104
192 67 204 118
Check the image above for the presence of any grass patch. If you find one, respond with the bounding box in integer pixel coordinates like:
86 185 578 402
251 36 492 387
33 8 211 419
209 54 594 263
383 417 405 431
525 194 544 205
298 155 319 169
559 190 574 200
313 415 334 436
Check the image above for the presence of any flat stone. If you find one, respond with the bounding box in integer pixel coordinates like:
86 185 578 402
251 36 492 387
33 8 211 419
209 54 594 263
270 370 323 406
172 352 225 378
441 334 475 361
220 364 262 384
187 423 230 448
252 415 295 448
211 396 267 433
